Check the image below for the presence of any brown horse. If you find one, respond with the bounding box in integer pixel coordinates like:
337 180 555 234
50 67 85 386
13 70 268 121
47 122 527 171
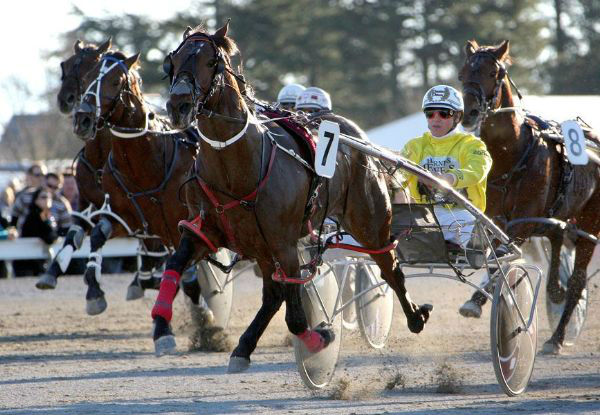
458 40 600 354
151 22 432 371
71 50 219 322
38 40 166 305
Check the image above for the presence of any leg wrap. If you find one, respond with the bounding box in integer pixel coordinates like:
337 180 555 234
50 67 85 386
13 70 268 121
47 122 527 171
65 224 85 250
151 269 181 322
297 329 326 353
56 225 86 273
90 217 112 250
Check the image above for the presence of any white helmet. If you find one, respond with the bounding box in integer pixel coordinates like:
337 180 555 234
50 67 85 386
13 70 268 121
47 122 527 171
295 87 332 111
422 85 464 112
277 83 306 105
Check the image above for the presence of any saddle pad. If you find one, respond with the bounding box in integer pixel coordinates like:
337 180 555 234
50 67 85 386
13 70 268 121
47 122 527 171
262 110 316 163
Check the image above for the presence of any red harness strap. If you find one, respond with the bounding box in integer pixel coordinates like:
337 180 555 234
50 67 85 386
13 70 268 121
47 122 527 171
185 142 278 254
178 215 218 253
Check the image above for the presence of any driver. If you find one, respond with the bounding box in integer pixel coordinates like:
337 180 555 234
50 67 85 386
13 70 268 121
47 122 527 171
396 84 492 253
276 83 306 111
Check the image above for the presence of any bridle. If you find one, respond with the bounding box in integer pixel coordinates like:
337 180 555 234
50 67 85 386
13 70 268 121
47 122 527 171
460 50 523 125
164 34 228 118
163 33 251 149
79 55 149 138
60 48 101 109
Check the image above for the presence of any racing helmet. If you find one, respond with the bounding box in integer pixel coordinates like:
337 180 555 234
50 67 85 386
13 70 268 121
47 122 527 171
277 83 306 105
422 85 464 112
295 86 332 111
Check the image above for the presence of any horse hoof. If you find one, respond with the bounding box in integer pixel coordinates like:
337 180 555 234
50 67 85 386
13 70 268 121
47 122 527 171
407 304 432 334
154 335 177 356
227 356 251 373
126 284 144 301
86 296 107 315
35 273 57 290
459 300 481 318
315 323 336 347
542 339 563 355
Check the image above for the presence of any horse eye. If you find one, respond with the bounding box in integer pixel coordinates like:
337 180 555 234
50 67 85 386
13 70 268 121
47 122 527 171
458 74 464 81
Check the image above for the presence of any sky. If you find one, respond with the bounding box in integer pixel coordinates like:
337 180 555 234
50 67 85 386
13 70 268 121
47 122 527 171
0 1 193 135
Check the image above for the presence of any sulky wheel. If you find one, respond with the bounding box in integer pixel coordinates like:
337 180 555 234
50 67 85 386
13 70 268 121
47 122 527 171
544 242 588 346
490 263 538 396
355 262 394 349
293 263 343 389
196 249 235 330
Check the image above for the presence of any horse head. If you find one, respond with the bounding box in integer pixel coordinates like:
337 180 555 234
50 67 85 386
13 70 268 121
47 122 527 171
57 38 111 114
458 40 511 131
73 51 141 140
164 21 240 129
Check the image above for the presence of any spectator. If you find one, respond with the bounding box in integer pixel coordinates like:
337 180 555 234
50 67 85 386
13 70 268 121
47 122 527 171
13 188 58 277
59 169 80 212
0 213 17 279
10 162 47 231
0 178 18 217
44 172 73 235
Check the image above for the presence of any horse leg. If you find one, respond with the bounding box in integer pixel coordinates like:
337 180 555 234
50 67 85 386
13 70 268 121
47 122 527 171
83 217 112 315
151 234 210 356
546 231 567 304
228 261 283 373
36 222 87 289
542 240 593 354
126 246 166 301
370 250 433 333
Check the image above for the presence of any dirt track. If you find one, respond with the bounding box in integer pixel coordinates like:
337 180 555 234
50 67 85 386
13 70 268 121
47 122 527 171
1 261 599 415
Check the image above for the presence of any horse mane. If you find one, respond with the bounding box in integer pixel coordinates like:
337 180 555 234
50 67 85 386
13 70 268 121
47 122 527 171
189 25 239 57
473 41 514 66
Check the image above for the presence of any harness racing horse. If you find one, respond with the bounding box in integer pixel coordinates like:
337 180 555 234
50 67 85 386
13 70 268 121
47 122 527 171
37 40 167 306
71 51 223 331
151 22 432 370
459 40 600 354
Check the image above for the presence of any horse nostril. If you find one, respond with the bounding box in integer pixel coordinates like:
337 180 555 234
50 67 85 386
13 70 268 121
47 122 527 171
469 109 480 118
81 116 91 130
179 103 191 116
66 94 75 104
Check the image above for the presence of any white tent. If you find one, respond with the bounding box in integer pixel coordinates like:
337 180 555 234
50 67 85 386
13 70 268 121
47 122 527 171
367 95 600 151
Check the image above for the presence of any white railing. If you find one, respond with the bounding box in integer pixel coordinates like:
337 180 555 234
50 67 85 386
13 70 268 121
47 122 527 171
0 237 140 278
0 237 139 261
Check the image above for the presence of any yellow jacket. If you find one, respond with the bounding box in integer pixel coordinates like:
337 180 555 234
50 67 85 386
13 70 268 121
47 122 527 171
402 131 492 212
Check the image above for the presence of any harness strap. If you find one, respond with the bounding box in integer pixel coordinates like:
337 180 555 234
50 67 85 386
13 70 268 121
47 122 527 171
194 140 278 253
177 215 218 253
107 137 180 238
76 148 103 186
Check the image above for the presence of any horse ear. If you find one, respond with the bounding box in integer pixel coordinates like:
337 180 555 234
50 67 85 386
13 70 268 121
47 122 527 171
73 40 83 53
98 37 112 54
124 53 141 69
494 40 510 61
465 40 478 57
214 19 230 38
183 26 193 40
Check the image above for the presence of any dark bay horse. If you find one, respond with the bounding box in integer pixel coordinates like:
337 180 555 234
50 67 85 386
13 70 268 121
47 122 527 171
151 22 432 370
458 40 600 354
38 39 166 305
71 51 221 328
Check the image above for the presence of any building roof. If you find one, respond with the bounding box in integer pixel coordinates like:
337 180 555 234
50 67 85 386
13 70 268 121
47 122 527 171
367 95 600 150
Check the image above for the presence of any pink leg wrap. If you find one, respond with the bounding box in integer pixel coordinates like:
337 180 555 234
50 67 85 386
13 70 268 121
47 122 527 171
151 270 181 322
297 329 325 353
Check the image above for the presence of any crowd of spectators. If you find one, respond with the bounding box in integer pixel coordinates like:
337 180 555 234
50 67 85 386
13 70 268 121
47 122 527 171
0 162 98 278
